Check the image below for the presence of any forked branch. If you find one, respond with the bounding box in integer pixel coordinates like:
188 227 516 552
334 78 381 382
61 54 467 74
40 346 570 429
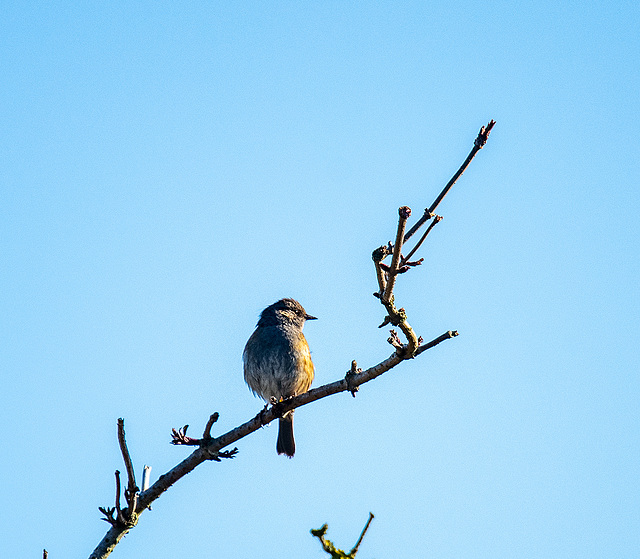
371 119 495 357
311 512 375 559
403 119 495 244
90 329 456 558
89 119 494 559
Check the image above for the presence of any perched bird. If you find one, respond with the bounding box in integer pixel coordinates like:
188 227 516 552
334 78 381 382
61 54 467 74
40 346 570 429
243 298 316 457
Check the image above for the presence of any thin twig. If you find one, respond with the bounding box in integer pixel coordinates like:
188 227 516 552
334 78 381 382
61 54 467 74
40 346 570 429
382 206 411 302
117 419 139 518
372 241 393 296
311 512 375 558
117 419 138 499
349 513 375 557
402 214 442 265
403 119 495 244
89 122 492 559
91 339 456 557
114 471 123 525
373 259 387 295
415 330 458 356
203 413 219 439
98 506 116 525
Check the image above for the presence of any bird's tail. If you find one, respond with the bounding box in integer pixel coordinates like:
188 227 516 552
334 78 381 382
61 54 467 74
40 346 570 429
277 412 295 457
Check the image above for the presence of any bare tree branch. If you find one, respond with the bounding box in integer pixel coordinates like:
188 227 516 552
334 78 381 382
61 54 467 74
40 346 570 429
88 119 494 559
402 214 442 265
349 512 375 557
89 330 455 558
117 419 138 521
403 119 496 245
311 512 375 558
382 206 411 302
114 470 124 525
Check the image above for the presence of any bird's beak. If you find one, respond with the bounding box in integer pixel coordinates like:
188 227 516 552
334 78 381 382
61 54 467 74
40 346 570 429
305 314 318 321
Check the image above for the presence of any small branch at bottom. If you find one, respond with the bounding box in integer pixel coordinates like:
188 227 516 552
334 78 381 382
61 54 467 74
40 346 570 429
350 513 375 557
311 512 375 558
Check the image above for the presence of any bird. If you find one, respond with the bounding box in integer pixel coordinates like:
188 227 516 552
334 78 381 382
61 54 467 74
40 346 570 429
243 298 316 457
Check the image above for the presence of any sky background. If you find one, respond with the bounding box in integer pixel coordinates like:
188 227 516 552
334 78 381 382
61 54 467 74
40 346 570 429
1 2 639 558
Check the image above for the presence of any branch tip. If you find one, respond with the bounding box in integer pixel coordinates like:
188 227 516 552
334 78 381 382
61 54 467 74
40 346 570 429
117 418 139 506
350 512 375 557
171 425 196 445
399 205 411 219
92 123 482 558
312 513 375 558
475 119 496 148
402 212 442 264
203 413 219 439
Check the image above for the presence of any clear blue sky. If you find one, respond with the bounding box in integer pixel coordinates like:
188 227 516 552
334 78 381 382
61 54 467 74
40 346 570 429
1 2 638 558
